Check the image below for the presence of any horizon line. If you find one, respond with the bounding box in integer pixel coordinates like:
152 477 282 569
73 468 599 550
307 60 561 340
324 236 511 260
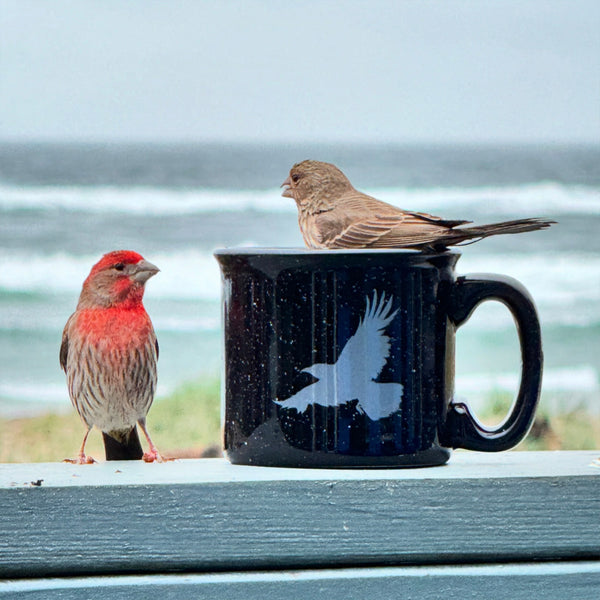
0 137 598 149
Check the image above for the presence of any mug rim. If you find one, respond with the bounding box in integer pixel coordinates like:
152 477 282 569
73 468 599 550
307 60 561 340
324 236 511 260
214 247 460 257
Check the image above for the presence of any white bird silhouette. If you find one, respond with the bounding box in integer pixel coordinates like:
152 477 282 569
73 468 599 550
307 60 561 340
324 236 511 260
274 290 403 420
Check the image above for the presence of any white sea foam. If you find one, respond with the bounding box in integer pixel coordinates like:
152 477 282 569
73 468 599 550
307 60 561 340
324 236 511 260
457 365 599 394
0 249 599 329
0 309 221 334
458 252 600 327
456 365 600 415
151 315 220 333
0 381 67 403
0 381 175 417
1 366 596 417
375 182 600 217
0 249 223 300
0 184 295 215
0 181 598 216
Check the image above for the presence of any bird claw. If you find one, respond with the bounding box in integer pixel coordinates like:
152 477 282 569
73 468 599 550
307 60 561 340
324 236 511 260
142 449 164 463
63 455 97 465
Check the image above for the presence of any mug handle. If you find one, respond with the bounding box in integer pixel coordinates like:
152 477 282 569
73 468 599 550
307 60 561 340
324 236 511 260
441 274 543 451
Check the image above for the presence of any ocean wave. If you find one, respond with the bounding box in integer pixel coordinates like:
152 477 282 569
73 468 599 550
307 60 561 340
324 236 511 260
0 310 221 334
1 365 596 417
375 182 600 217
0 381 67 405
0 181 598 216
0 249 599 328
151 315 220 333
457 364 599 394
0 250 223 300
458 251 600 307
0 381 175 416
0 184 296 215
455 365 600 415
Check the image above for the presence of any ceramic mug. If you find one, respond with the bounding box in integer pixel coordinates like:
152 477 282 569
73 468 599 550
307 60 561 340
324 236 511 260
214 249 542 468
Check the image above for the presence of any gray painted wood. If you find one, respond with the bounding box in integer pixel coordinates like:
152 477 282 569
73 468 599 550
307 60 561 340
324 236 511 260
2 562 600 600
0 452 599 578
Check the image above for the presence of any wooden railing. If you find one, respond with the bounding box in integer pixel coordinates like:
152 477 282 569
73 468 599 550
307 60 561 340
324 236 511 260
1 451 599 598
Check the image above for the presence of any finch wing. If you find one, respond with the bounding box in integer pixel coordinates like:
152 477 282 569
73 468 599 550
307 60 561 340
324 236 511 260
337 291 398 381
59 316 73 372
325 213 447 248
405 210 471 228
320 193 471 249
325 214 405 248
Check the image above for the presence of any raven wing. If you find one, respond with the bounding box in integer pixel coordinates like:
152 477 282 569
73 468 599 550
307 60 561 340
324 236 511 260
336 291 398 381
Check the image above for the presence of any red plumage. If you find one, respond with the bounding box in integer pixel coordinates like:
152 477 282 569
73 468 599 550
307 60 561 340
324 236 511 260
60 250 162 463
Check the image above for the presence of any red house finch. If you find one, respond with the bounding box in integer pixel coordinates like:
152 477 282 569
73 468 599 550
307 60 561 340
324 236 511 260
60 250 162 463
281 160 555 250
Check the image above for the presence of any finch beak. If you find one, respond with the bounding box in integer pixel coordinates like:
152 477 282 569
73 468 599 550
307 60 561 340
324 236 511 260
132 259 160 284
281 176 293 198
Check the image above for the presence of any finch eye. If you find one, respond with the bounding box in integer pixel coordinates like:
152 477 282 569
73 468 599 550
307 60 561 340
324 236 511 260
113 263 125 271
291 173 300 183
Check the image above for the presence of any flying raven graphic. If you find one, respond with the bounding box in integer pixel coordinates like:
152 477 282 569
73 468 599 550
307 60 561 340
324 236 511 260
274 291 403 421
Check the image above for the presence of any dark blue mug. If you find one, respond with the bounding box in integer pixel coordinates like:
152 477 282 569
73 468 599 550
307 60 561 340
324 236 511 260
214 249 542 468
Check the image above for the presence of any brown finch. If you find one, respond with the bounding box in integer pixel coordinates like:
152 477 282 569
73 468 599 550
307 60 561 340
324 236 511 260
60 250 162 463
281 160 555 250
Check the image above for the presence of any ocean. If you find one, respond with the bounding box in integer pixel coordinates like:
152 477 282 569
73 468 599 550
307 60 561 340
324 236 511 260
0 142 598 417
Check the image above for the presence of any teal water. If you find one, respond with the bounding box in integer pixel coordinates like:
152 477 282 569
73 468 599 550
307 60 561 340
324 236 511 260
0 142 598 416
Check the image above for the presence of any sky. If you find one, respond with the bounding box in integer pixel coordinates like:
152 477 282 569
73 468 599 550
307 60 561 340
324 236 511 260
0 0 599 144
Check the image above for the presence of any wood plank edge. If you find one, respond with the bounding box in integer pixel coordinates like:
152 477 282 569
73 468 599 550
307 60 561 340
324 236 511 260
2 561 600 597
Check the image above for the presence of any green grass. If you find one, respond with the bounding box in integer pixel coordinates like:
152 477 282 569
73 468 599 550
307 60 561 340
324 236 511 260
478 390 600 451
0 383 598 462
0 377 221 463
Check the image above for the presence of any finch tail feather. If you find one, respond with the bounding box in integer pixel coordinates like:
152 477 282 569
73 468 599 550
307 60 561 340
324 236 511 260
452 218 555 243
102 428 144 461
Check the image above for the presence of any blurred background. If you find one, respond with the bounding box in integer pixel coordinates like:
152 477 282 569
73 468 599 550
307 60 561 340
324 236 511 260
1 0 598 459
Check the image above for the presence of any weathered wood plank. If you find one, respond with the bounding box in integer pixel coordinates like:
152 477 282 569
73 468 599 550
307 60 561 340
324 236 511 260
2 562 600 600
1 449 597 488
0 452 598 578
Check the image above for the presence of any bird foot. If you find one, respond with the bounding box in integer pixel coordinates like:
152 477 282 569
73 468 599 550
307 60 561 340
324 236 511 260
142 449 164 463
63 454 97 465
